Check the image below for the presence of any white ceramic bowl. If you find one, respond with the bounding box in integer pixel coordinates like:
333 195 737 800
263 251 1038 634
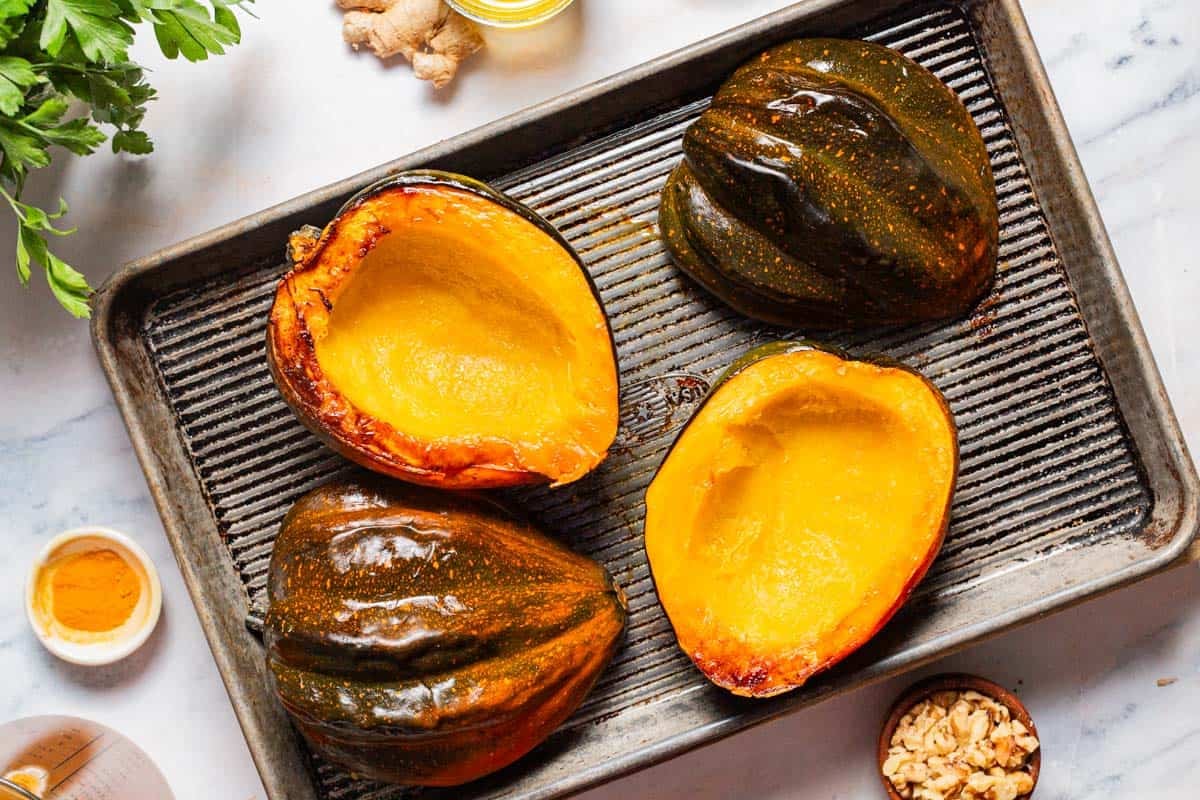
25 527 163 666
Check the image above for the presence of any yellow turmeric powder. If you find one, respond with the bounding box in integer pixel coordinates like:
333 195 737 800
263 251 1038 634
48 549 140 632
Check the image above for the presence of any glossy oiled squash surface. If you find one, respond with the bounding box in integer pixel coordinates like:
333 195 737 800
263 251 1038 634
660 39 998 327
265 477 627 786
645 345 956 696
267 172 619 489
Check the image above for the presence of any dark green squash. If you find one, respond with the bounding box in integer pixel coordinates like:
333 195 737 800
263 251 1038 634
264 477 627 786
659 39 998 328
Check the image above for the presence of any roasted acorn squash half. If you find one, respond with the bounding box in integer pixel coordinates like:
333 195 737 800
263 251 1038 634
645 342 957 697
660 39 998 328
265 477 627 786
267 171 620 489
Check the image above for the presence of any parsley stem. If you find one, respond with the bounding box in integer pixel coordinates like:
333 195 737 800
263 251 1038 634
0 185 24 220
28 63 138 73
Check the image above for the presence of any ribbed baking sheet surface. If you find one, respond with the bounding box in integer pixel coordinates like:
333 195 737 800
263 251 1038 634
141 5 1150 798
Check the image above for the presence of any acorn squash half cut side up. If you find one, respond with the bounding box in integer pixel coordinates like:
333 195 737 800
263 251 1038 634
267 171 620 489
645 344 957 697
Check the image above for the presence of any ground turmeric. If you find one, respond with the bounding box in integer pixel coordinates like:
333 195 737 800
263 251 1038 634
339 0 484 88
48 549 140 632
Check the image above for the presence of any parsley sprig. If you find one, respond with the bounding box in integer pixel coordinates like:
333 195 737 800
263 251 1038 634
1 0 252 317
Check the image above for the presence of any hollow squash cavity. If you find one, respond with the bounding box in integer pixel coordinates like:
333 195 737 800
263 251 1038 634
316 223 577 445
645 347 956 697
266 174 620 489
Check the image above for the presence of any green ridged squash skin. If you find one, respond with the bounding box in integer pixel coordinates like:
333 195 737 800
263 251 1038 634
660 38 998 328
265 477 627 786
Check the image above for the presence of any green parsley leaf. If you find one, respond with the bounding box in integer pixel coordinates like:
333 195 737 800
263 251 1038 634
0 121 49 172
41 0 135 63
5 187 89 313
45 246 91 316
4 0 253 316
14 218 29 282
112 127 150 153
11 200 90 316
14 195 75 235
0 0 36 16
211 0 242 41
152 0 239 61
0 55 37 114
0 0 34 48
23 94 68 126
40 115 106 153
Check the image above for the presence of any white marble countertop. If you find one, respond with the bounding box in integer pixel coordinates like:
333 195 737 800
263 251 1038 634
1 0 1197 797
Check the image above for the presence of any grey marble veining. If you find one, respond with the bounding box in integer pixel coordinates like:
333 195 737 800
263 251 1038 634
0 1 1196 798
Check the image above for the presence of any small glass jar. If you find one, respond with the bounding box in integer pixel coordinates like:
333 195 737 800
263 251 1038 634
446 0 576 28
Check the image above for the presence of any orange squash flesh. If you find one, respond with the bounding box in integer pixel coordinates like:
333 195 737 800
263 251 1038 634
645 347 956 697
267 174 619 489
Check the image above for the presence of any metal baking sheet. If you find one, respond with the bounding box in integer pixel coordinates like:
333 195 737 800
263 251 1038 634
91 1 1198 799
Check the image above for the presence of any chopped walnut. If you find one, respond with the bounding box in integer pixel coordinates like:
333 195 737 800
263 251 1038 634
884 688 1039 800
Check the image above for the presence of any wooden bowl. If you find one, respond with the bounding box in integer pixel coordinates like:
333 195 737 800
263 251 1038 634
878 673 1040 800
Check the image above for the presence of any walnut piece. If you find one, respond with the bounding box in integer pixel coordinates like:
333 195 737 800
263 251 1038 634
884 689 1039 800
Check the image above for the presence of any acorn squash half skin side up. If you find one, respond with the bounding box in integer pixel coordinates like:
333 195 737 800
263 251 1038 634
659 39 999 327
267 171 620 489
644 343 957 697
264 477 628 786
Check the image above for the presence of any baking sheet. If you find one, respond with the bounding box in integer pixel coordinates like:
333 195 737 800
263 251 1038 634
92 1 1198 799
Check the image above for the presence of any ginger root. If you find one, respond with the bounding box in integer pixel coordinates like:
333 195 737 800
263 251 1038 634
340 0 484 88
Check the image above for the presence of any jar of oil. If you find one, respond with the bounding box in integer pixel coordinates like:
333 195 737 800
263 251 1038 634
446 0 576 28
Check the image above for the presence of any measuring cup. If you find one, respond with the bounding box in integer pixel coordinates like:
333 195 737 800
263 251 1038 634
0 716 173 800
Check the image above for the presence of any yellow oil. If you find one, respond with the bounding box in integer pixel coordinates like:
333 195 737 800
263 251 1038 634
447 0 575 27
